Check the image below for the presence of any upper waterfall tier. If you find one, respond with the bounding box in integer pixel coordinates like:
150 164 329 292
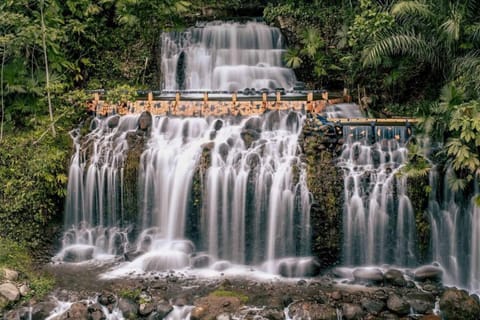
160 21 297 91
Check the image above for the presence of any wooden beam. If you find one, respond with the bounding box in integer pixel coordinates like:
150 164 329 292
327 118 418 125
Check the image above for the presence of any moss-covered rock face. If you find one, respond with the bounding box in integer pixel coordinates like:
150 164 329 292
406 175 431 263
124 131 148 227
300 120 344 269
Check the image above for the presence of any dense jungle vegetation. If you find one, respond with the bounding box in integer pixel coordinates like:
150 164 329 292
0 0 479 258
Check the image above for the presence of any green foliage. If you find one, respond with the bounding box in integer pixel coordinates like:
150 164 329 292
284 48 303 69
0 98 83 249
118 288 142 301
0 237 55 300
361 0 480 104
348 0 395 49
399 143 431 179
105 84 138 104
0 237 31 272
210 289 249 304
264 1 355 89
417 83 480 192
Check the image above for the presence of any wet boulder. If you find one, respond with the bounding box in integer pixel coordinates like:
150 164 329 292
88 303 106 320
118 297 137 319
138 111 153 131
360 297 385 314
62 245 95 262
124 250 145 262
142 251 190 272
213 119 224 131
4 307 34 320
244 117 262 132
413 265 443 282
257 307 284 320
288 301 338 320
192 254 213 269
439 287 480 320
384 269 406 287
218 143 230 160
139 301 155 316
32 301 56 320
0 283 20 302
67 301 89 319
406 292 435 314
190 306 207 320
107 115 120 128
386 294 410 316
211 261 232 272
241 129 260 149
98 292 116 308
155 299 173 318
331 267 353 279
245 153 260 168
353 267 384 283
341 303 364 320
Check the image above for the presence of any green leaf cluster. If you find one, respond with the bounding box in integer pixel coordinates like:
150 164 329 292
264 1 356 89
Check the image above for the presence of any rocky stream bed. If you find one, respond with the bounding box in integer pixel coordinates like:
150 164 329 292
2 262 480 320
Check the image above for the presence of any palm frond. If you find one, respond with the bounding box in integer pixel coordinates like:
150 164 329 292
453 51 480 95
440 3 462 42
362 32 436 67
470 23 480 43
439 83 465 107
283 48 303 69
391 0 432 20
300 28 323 58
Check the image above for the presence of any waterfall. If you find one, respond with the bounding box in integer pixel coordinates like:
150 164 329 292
160 21 297 91
470 184 480 292
337 112 416 266
429 166 480 292
58 111 311 275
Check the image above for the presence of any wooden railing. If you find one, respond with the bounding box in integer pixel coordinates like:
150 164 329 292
86 91 343 117
85 90 416 126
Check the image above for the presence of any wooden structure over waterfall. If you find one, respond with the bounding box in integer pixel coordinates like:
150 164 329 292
86 90 417 126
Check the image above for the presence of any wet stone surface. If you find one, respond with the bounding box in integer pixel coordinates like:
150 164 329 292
1 262 478 320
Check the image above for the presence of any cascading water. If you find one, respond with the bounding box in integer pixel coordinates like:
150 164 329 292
57 116 138 261
336 109 416 266
160 21 297 91
429 166 480 292
57 19 314 277
58 110 312 276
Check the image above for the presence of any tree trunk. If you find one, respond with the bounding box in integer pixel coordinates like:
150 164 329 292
40 0 56 137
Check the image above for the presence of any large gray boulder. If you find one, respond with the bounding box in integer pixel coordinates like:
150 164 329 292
1 269 18 282
353 267 384 283
384 269 406 287
0 283 20 302
413 265 443 282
